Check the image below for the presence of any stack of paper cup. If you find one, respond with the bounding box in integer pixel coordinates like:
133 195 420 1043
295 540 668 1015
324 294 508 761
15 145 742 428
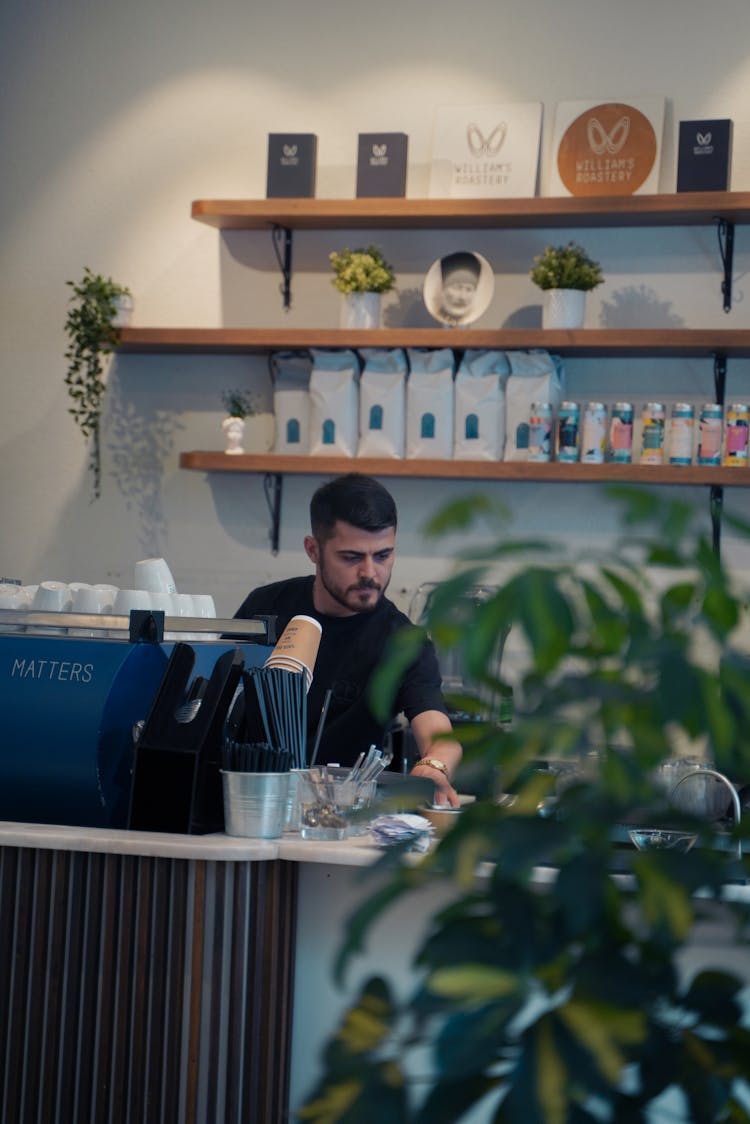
264 614 322 692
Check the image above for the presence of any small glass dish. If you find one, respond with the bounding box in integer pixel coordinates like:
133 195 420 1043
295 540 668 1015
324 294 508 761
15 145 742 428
629 828 698 853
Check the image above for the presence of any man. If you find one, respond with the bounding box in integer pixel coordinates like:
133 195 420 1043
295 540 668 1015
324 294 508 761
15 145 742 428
437 250 481 325
235 473 462 806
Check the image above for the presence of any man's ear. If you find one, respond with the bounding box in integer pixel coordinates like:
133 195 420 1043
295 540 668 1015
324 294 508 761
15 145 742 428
304 535 319 565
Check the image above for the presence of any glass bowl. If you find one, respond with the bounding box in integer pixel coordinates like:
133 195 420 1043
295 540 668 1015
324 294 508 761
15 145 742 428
629 828 698 853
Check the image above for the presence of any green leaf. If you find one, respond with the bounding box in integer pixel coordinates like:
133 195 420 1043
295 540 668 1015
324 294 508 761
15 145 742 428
428 963 522 1003
557 997 644 1083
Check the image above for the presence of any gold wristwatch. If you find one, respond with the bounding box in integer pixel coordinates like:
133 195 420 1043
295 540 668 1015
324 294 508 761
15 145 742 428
417 757 449 778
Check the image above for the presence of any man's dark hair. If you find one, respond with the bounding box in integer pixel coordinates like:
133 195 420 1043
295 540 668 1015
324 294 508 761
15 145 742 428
440 250 481 282
310 474 397 540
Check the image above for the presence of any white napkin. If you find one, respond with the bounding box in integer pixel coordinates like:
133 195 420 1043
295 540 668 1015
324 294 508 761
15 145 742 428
370 813 434 852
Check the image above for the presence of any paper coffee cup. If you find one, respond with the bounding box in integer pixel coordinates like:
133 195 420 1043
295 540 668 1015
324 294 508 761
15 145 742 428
264 656 313 691
269 614 321 671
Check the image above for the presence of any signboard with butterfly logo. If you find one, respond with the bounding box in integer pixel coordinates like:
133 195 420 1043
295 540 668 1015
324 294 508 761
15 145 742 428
356 132 408 197
549 97 665 196
429 103 543 198
266 133 318 198
677 119 732 192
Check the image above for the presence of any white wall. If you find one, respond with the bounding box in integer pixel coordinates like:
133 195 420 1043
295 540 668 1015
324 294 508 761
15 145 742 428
2 0 750 618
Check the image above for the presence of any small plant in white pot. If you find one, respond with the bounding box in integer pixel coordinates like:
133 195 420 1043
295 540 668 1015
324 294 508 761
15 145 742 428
530 241 604 329
221 388 259 454
329 244 395 329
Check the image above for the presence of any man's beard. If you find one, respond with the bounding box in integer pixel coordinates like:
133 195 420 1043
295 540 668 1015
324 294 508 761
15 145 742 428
318 560 388 615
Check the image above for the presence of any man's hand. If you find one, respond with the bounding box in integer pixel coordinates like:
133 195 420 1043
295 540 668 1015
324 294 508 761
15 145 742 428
409 710 463 808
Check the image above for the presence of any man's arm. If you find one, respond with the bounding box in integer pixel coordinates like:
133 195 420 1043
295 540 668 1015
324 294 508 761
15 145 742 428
409 709 463 807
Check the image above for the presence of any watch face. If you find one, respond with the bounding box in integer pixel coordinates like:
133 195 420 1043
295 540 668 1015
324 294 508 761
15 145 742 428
423 250 494 327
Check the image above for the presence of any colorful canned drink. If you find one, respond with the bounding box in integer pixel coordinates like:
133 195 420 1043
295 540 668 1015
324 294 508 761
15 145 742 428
609 402 633 463
697 403 723 465
640 402 666 465
723 403 749 466
528 402 553 462
668 402 695 465
557 401 580 462
581 402 607 464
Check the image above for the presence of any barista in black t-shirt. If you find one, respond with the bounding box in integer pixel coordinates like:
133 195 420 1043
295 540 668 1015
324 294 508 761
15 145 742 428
235 473 462 806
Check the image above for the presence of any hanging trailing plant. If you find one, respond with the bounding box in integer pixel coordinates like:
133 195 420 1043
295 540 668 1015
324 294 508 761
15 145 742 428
64 267 132 500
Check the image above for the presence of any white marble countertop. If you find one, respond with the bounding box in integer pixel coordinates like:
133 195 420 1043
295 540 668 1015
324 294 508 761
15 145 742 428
0 819 382 866
0 820 747 898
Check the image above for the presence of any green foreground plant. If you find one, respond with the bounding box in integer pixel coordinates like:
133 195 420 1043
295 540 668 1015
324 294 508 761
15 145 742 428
297 488 750 1124
64 267 131 500
530 241 604 291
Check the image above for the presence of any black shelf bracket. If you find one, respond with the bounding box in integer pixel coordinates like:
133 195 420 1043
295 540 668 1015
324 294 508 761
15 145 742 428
271 225 293 311
713 352 727 404
716 218 735 313
710 484 724 560
263 472 283 554
709 352 728 558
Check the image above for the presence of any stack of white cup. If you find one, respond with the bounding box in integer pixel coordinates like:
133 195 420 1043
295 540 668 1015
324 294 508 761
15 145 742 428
1 557 219 641
130 557 217 640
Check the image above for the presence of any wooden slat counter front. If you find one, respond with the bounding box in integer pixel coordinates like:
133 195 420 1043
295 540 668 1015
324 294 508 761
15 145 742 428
0 823 296 1124
3 822 749 1124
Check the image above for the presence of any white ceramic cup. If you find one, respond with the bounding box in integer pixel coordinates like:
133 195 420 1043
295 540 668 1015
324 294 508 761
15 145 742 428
69 584 115 636
111 588 153 637
0 583 30 631
73 585 115 614
33 581 72 612
192 593 217 618
134 557 177 594
31 581 71 633
171 593 197 638
94 583 119 599
113 588 153 615
190 593 218 640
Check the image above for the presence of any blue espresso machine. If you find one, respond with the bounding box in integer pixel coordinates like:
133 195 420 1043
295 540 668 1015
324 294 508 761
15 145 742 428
0 610 275 829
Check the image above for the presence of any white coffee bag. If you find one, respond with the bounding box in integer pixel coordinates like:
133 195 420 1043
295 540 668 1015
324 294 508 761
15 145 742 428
406 348 455 459
358 348 407 458
503 351 566 461
271 351 312 454
308 349 360 457
453 349 510 460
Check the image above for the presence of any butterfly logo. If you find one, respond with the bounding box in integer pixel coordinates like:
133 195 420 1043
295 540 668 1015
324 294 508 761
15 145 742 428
586 116 630 156
466 122 507 157
696 132 712 146
282 145 298 157
372 143 387 157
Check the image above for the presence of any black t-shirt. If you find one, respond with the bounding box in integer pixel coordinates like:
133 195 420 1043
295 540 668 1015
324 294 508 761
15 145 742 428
235 576 447 767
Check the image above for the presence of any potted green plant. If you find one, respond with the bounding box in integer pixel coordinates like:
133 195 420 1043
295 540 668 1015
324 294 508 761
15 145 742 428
530 241 604 329
64 267 132 500
329 244 396 329
297 487 750 1123
221 387 259 454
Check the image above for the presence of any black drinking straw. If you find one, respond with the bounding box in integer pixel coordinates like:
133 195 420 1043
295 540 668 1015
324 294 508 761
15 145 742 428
309 687 333 767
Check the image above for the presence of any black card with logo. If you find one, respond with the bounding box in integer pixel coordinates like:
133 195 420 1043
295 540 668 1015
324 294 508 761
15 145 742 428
676 119 732 192
266 133 317 198
356 132 408 197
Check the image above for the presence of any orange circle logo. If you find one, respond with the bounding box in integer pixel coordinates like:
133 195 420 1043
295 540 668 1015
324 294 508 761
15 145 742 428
557 102 657 195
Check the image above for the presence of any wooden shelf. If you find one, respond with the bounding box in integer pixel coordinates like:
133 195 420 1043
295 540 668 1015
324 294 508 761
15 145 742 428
118 327 750 358
190 192 750 231
179 452 750 487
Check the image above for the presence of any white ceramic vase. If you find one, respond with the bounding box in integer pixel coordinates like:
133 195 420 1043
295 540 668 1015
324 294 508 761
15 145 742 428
222 415 246 454
111 294 134 328
340 291 381 329
542 288 586 330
